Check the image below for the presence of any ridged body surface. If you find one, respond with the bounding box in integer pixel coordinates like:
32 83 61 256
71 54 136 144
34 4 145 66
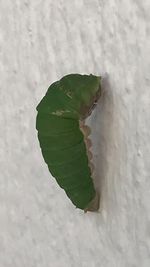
36 74 101 209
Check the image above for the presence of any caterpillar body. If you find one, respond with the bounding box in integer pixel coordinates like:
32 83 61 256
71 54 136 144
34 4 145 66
36 74 101 212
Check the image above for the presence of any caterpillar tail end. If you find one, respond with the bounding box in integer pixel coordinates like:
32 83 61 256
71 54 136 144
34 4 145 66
84 191 100 213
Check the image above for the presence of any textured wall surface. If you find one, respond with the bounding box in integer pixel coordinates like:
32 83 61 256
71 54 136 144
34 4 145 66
0 1 150 266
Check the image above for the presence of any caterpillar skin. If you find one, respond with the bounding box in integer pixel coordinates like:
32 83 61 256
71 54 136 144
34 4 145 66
36 74 101 211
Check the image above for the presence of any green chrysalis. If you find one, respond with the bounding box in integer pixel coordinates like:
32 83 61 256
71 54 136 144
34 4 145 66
36 74 101 211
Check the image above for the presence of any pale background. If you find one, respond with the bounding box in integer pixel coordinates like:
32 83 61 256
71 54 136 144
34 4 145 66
0 1 150 266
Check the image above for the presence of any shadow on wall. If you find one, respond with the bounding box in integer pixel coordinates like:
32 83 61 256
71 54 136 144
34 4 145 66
91 74 115 210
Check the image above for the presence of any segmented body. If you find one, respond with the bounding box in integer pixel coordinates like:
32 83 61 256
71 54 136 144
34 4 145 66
36 74 101 210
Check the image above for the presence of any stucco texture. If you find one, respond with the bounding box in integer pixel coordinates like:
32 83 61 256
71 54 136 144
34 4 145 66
0 0 150 266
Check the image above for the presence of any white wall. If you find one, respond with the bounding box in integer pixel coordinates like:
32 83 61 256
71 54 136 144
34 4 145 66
0 1 150 266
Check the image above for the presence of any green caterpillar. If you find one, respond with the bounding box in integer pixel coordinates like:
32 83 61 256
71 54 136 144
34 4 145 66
36 74 101 212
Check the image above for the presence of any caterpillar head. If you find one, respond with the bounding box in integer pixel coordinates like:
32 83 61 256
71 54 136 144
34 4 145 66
79 74 102 120
59 73 101 119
